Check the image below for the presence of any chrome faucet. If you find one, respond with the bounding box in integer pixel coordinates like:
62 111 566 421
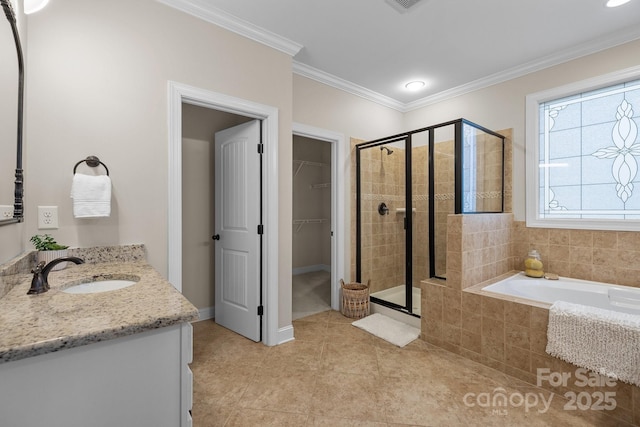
28 257 85 295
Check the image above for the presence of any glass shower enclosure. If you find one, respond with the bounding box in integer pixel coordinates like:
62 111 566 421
355 119 505 317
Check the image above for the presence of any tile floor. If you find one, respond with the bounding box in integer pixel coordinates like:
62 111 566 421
191 311 630 426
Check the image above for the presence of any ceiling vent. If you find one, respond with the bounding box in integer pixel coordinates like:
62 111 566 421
385 0 425 13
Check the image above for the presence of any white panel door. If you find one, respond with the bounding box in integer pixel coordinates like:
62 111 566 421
214 120 261 342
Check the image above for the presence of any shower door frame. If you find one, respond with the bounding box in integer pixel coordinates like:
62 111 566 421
356 118 506 315
356 134 415 316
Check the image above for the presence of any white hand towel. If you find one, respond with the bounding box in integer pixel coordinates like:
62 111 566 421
70 173 111 218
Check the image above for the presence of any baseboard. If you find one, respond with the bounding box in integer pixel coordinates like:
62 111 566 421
195 308 296 346
292 264 331 275
197 306 215 321
277 324 295 345
194 307 295 346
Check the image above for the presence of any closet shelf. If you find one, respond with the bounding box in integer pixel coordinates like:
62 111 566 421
293 218 329 232
293 160 329 177
310 183 331 189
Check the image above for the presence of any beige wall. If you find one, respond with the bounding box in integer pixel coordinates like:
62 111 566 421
21 0 293 327
24 0 291 270
293 75 405 141
404 38 640 221
293 75 405 281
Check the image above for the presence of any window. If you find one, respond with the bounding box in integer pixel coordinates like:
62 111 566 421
525 66 640 231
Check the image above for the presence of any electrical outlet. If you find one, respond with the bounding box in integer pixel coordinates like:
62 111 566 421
0 205 14 219
38 206 59 229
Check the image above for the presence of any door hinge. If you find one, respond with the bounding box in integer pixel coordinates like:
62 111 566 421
258 224 264 235
257 305 264 316
257 143 264 154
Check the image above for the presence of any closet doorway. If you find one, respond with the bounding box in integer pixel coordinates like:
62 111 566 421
291 124 345 321
292 135 332 319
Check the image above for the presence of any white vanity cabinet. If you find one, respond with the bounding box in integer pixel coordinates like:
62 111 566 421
0 322 194 427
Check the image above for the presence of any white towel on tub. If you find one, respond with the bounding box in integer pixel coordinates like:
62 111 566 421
546 301 640 386
70 173 111 218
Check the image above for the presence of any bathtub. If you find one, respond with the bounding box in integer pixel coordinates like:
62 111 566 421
482 272 640 315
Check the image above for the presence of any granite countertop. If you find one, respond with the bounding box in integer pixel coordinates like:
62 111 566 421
0 251 199 364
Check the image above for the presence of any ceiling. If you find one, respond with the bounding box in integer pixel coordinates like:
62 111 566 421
161 0 640 111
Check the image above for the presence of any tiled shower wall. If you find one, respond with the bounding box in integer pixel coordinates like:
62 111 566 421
350 128 512 290
412 145 429 285
433 140 454 276
350 140 430 294
356 145 406 293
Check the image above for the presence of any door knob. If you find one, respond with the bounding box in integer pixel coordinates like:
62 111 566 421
212 234 220 240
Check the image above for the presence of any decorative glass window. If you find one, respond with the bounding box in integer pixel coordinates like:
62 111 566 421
526 66 640 231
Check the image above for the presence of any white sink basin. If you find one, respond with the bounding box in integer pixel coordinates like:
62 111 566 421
62 278 138 294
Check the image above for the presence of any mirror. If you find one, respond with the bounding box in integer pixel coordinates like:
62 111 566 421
0 0 24 226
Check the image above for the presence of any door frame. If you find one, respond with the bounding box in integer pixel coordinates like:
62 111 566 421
292 123 345 310
167 81 280 346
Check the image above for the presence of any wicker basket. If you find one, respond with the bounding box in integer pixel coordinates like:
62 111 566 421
340 279 370 319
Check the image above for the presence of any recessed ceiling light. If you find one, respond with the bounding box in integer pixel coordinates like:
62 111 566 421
405 81 426 91
606 0 631 7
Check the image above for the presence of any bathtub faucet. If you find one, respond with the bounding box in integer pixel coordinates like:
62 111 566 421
28 257 85 295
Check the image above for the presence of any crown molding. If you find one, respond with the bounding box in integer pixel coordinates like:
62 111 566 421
159 0 640 113
293 62 406 112
404 23 640 111
296 24 640 113
156 0 302 56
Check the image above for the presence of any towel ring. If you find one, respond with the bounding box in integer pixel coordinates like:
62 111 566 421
73 156 109 176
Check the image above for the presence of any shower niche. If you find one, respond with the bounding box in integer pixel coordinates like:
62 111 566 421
356 119 505 317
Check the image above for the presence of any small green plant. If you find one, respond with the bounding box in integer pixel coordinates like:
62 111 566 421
30 234 69 251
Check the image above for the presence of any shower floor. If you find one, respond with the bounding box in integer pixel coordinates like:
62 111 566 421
370 285 421 316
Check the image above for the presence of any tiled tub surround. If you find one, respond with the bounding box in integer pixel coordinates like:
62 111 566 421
464 277 640 425
422 214 640 425
512 221 640 287
0 245 198 363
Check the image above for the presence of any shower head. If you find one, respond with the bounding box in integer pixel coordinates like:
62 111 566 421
380 146 394 155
